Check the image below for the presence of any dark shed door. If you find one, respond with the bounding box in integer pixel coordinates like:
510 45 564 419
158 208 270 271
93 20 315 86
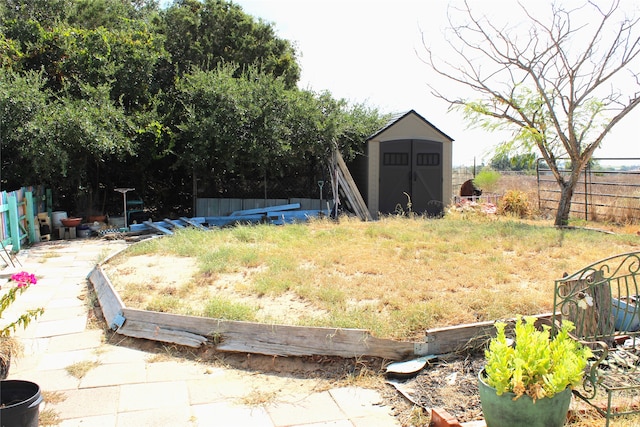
379 139 443 215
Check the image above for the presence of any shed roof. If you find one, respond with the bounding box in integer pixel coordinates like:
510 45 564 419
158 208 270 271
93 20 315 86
367 109 454 142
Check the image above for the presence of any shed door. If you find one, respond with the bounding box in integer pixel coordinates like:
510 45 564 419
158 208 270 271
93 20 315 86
379 139 443 215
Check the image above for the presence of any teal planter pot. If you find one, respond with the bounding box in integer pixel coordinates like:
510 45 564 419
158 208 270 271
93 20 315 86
478 369 572 427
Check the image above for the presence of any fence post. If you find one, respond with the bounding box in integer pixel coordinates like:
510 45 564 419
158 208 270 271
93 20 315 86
7 193 21 252
584 164 589 221
46 188 52 221
26 191 36 243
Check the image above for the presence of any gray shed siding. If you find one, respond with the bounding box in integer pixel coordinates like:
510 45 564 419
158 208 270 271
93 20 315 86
364 110 453 218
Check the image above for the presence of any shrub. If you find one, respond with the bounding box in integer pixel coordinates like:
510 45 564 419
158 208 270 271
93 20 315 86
499 190 532 218
474 169 501 193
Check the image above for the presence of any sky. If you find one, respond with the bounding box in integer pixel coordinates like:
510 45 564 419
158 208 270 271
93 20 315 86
230 0 640 167
163 0 640 166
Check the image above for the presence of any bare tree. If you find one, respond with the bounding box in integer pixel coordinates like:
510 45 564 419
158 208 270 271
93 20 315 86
422 0 640 226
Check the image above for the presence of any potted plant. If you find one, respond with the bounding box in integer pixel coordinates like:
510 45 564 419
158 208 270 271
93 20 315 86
0 271 45 427
478 316 592 427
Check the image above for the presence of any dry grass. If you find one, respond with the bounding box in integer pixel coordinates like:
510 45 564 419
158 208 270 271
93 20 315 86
239 389 278 406
39 408 62 426
104 213 640 341
40 390 66 426
65 360 99 379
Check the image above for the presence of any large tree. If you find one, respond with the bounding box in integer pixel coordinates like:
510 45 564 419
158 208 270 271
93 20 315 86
423 0 640 226
0 0 384 217
161 0 299 86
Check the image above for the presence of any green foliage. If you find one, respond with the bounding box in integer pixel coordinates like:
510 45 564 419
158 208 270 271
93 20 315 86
1 0 73 27
473 169 501 193
484 316 592 401
162 0 300 86
498 190 532 218
251 276 291 297
489 152 537 171
202 297 257 321
0 0 385 217
146 294 184 313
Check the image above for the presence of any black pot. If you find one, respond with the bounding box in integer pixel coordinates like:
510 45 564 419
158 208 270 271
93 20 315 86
0 380 42 427
0 355 10 380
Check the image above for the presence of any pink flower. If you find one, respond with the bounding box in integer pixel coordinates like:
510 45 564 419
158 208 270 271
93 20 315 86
10 271 37 288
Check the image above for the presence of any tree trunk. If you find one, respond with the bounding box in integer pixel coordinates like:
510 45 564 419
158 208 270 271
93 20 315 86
555 182 575 227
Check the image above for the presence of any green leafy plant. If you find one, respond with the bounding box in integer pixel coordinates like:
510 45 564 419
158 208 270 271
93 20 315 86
484 316 592 401
473 169 501 193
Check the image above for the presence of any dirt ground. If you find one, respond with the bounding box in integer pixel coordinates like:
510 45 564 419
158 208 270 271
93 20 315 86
99 253 485 425
105 254 329 323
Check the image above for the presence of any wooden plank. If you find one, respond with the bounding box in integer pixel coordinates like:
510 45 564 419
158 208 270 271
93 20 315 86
179 217 208 230
336 168 372 221
143 220 173 235
92 263 557 360
425 321 497 355
561 272 614 341
121 308 415 360
163 218 185 229
335 150 370 219
424 313 553 354
336 168 363 219
230 203 301 216
117 319 207 348
334 150 373 221
88 267 126 330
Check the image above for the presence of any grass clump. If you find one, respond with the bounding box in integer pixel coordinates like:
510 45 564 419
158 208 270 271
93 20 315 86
65 360 100 379
202 297 257 321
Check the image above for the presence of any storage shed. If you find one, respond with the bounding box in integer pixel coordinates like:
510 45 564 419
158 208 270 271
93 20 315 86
350 110 453 218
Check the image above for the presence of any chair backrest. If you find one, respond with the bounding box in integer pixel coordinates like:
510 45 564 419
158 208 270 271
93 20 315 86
553 252 640 345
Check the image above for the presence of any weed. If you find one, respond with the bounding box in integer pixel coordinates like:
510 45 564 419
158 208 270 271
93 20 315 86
65 360 100 379
198 246 234 274
239 389 277 406
41 252 60 261
146 295 185 313
39 408 62 426
250 276 291 297
42 390 66 404
404 406 429 427
202 297 257 321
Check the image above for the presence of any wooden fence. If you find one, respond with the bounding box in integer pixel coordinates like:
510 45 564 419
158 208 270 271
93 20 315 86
196 197 327 217
0 186 51 253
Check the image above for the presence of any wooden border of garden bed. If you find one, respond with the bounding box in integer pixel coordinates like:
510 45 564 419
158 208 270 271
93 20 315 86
89 258 552 361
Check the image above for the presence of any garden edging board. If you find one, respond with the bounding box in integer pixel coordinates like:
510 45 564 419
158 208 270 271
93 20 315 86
89 252 552 361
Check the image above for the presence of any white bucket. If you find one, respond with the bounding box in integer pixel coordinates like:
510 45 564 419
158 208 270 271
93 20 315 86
52 211 68 228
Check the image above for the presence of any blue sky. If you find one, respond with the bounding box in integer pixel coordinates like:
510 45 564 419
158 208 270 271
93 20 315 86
163 1 640 166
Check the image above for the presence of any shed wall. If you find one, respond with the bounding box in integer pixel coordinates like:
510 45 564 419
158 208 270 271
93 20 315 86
366 112 452 218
